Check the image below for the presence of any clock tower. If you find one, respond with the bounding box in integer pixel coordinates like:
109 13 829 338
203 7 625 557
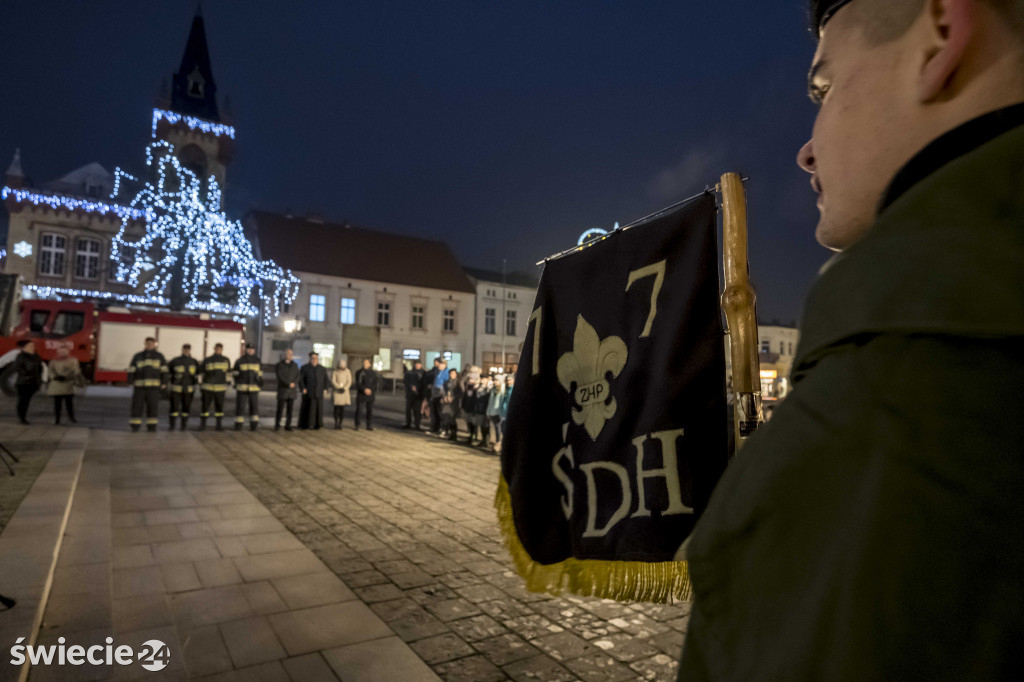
153 7 233 195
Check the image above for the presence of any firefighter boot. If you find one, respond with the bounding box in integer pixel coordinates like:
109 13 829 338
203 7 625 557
235 421 243 432
250 421 258 432
168 416 176 431
180 417 188 431
216 418 224 432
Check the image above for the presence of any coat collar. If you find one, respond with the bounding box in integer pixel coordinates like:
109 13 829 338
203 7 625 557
794 118 1024 373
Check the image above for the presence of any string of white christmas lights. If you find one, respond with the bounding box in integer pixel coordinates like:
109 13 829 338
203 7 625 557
151 108 236 139
1 186 148 220
110 140 300 323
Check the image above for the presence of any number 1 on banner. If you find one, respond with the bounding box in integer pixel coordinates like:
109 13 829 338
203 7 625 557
625 260 666 338
528 307 542 375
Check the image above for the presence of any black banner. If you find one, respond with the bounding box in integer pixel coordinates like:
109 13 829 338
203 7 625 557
498 194 727 601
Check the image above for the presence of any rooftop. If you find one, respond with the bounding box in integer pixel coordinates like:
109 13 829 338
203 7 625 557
463 266 540 290
248 211 476 294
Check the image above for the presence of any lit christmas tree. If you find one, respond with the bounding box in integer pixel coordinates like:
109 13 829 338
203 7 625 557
110 140 299 321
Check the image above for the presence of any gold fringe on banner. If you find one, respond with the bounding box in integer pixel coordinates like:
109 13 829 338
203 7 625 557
494 476 692 604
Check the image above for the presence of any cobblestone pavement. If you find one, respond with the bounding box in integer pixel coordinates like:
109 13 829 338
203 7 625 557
0 427 63 534
197 425 690 682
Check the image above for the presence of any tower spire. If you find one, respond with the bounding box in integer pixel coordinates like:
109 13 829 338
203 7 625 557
6 148 23 178
169 9 220 121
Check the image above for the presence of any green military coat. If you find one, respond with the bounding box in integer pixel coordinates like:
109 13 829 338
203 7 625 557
680 114 1024 680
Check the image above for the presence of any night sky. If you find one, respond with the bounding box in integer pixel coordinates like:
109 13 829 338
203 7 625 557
0 1 825 323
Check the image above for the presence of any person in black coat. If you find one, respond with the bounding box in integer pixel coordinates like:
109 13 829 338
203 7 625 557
14 340 43 424
353 359 380 430
298 352 329 429
403 360 425 430
275 348 300 431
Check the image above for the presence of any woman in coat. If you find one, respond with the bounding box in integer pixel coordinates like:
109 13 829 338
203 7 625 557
14 340 43 425
440 369 461 440
486 375 506 452
331 360 352 430
499 374 514 444
47 346 84 424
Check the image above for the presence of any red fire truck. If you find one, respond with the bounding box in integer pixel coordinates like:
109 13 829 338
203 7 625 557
0 279 244 396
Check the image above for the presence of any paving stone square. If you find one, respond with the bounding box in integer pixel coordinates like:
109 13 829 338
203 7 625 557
0 396 689 681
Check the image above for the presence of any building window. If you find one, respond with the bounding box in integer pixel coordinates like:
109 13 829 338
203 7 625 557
110 242 135 281
483 351 501 370
506 310 517 336
340 298 356 324
377 301 391 327
761 340 770 354
373 347 392 372
309 294 326 322
780 341 786 355
75 238 101 280
789 342 794 355
39 233 67 277
443 308 456 332
313 343 335 369
411 305 425 330
484 308 496 335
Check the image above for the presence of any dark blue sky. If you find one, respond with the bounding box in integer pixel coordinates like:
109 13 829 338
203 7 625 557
0 1 825 323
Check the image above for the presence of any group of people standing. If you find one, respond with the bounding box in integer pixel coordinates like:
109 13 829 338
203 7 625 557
271 350 379 431
404 357 514 452
126 338 264 432
11 339 509 444
11 340 85 425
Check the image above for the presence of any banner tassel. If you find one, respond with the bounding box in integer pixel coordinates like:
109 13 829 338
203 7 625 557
495 475 692 604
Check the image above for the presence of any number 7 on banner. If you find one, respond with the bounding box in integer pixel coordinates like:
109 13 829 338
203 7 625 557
625 260 666 338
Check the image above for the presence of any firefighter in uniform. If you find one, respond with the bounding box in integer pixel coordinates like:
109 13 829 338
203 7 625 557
168 343 199 431
128 337 167 432
200 342 231 431
233 344 263 431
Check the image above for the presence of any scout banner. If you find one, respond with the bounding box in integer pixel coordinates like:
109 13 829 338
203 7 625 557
497 191 730 603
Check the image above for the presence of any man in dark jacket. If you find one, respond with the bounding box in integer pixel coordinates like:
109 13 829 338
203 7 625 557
353 358 380 430
13 340 43 425
679 2 1024 679
428 358 447 434
128 337 167 432
274 348 300 431
403 360 425 430
232 344 262 431
168 344 199 431
298 352 329 429
200 343 230 431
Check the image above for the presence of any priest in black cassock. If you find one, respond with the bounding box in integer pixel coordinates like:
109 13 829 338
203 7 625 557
298 351 330 430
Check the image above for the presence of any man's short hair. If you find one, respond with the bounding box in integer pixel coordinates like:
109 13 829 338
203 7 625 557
815 0 1024 44
245 343 255 350
214 343 223 350
182 344 191 350
145 337 156 343
309 352 318 358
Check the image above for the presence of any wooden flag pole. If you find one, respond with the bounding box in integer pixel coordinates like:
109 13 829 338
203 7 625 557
719 172 763 450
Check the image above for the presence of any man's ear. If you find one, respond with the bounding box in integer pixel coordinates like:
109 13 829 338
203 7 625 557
918 0 976 102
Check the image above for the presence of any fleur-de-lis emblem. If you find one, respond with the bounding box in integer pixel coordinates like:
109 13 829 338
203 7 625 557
556 315 628 440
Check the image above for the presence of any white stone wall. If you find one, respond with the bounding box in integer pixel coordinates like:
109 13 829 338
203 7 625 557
470 279 537 372
264 271 475 376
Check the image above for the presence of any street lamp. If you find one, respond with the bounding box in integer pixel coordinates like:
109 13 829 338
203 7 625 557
283 319 298 334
